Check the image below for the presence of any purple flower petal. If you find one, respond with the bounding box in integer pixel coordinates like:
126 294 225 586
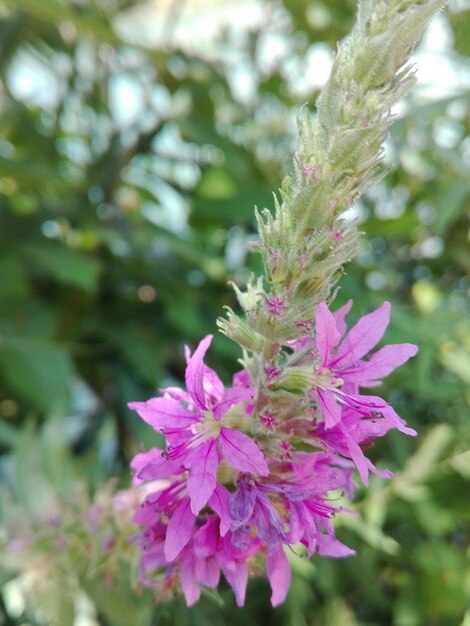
316 533 355 558
203 365 225 402
233 368 251 387
209 485 233 537
213 386 254 420
220 559 248 607
128 397 197 431
130 448 162 483
341 343 418 384
195 556 220 587
266 546 291 607
318 389 342 429
186 344 225 401
230 480 256 527
349 393 417 436
380 402 417 437
374 467 394 479
193 517 219 558
315 302 341 366
185 334 213 410
342 428 370 485
139 546 166 587
253 494 287 548
179 554 201 606
132 502 161 526
286 501 304 543
331 301 391 370
137 454 184 481
332 299 353 337
219 427 269 476
231 526 253 551
164 497 195 562
187 441 219 515
161 386 191 403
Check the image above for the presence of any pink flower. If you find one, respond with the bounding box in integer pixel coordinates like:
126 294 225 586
227 479 293 606
132 483 259 606
230 477 288 553
127 303 418 608
313 407 394 485
267 296 285 315
265 365 281 380
260 412 276 429
313 301 417 432
129 335 269 516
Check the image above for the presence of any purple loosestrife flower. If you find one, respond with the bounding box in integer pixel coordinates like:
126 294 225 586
267 296 285 316
128 302 417 607
129 335 269 516
313 408 395 486
131 479 260 606
313 301 417 433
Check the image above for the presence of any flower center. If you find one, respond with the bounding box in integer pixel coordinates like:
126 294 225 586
202 412 222 439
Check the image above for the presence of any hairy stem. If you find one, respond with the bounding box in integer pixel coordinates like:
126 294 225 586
218 0 447 423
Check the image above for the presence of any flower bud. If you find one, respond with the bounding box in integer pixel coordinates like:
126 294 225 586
271 366 314 394
217 308 265 353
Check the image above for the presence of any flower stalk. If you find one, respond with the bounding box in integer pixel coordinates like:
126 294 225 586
220 0 448 364
128 0 448 608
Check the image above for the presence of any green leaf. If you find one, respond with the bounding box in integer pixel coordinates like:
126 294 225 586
197 167 238 199
0 256 29 299
82 580 151 626
0 420 18 448
434 180 469 235
107 326 162 383
0 299 57 339
0 337 73 412
393 424 454 499
11 422 58 516
26 243 101 293
1 0 121 45
449 10 470 56
191 187 273 226
0 155 65 188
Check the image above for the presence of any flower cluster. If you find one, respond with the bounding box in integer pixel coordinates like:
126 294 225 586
128 300 417 606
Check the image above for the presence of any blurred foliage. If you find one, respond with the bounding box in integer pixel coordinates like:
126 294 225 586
0 0 469 625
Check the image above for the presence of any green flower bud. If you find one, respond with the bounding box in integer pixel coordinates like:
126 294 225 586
229 276 263 313
271 366 315 394
217 308 265 353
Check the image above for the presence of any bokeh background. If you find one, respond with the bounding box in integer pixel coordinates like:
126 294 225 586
0 1 469 625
